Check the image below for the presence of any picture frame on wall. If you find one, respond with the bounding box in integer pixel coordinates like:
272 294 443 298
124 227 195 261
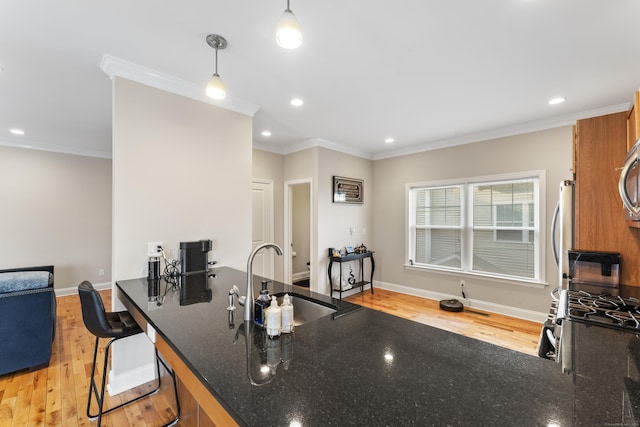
333 176 364 204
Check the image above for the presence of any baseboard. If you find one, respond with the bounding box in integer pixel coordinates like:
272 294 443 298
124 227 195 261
373 280 547 323
292 271 310 282
107 362 157 396
55 281 112 297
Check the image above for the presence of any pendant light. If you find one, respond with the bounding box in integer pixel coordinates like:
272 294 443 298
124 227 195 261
205 34 227 99
276 0 302 49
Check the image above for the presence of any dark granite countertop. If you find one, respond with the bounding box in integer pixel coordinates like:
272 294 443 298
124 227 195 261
116 267 640 426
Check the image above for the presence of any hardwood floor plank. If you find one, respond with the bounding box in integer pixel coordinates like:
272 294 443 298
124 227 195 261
11 371 33 427
28 369 47 426
45 364 62 426
0 397 16 426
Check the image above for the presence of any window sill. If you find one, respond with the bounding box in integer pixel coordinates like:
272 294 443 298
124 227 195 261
402 264 548 289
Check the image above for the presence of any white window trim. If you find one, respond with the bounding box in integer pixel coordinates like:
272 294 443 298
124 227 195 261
405 170 546 285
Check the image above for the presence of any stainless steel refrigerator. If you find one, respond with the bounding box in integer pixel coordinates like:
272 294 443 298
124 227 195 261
551 180 575 291
538 180 575 360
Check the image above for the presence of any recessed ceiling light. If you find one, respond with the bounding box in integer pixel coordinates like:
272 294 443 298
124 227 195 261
290 98 303 106
385 138 395 144
548 97 566 105
261 130 272 137
10 129 24 135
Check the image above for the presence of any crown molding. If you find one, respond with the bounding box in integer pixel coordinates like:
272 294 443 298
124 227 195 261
287 138 373 160
255 102 631 162
253 137 374 160
0 139 112 159
100 54 260 118
372 102 631 160
252 141 288 155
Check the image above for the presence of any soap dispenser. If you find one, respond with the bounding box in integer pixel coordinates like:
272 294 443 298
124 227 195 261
254 280 270 327
281 293 294 333
265 296 281 338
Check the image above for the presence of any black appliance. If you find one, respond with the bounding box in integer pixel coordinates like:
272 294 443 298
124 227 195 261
180 239 212 275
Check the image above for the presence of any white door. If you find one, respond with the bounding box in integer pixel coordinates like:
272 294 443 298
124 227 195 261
252 180 274 279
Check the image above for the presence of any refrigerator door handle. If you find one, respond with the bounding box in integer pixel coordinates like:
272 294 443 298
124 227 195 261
551 200 560 267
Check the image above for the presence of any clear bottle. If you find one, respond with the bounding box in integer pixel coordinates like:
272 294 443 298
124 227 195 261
281 293 294 333
265 296 281 338
254 280 270 327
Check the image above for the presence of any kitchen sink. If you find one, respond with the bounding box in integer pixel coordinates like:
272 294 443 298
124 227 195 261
273 292 337 326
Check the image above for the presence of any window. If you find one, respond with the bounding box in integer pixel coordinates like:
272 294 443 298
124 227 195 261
408 172 543 282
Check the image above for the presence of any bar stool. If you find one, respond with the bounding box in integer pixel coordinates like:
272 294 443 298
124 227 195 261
78 281 179 426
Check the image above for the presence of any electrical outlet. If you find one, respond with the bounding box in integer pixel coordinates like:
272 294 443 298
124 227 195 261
148 241 163 257
98 269 105 276
459 279 467 301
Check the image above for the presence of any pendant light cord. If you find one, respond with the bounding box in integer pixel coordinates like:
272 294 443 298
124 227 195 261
214 45 219 76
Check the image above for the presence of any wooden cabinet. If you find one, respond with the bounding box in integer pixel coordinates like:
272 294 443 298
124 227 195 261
155 334 238 427
574 111 640 286
627 91 640 151
176 378 217 427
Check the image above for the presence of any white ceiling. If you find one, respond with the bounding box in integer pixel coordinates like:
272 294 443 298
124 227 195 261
1 1 639 160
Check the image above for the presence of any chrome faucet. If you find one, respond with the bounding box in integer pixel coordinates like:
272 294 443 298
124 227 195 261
244 243 283 321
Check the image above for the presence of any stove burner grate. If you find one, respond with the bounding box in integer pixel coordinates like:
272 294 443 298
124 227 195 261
566 290 640 332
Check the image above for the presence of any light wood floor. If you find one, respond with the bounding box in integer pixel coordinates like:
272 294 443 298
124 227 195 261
0 288 541 426
345 289 541 355
0 290 178 427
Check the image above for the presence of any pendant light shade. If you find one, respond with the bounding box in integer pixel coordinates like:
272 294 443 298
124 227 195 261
205 34 227 99
206 74 226 99
276 1 302 49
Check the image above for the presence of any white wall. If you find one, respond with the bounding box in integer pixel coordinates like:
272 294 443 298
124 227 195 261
111 77 252 393
316 148 374 294
372 126 573 315
112 78 252 280
255 146 372 295
256 127 571 317
0 146 112 289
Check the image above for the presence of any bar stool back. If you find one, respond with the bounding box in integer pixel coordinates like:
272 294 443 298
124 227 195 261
78 281 179 426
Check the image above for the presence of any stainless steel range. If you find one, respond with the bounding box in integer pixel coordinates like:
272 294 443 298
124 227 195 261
564 290 640 333
538 249 624 362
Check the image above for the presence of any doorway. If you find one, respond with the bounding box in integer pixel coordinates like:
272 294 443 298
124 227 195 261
251 179 274 279
284 179 312 287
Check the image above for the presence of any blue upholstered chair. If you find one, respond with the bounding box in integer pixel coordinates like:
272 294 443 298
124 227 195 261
0 265 56 376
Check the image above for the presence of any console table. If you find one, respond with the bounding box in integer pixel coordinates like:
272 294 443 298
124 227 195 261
327 251 375 299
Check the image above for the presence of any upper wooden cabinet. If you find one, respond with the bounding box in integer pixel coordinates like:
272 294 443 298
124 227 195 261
574 111 640 286
627 91 640 151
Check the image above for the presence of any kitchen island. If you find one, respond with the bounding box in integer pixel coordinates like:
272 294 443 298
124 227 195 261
116 267 636 426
